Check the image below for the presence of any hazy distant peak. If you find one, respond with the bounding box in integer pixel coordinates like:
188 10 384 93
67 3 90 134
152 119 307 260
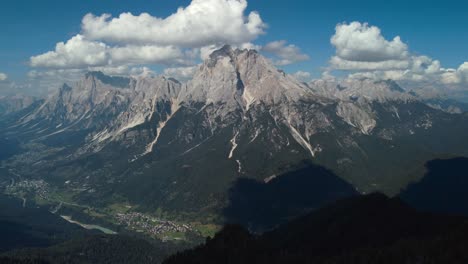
84 71 133 89
308 77 415 103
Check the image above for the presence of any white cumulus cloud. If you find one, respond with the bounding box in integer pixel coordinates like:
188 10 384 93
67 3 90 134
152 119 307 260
263 40 310 66
330 22 410 71
331 22 408 63
291 71 311 82
440 62 468 84
329 21 468 89
163 66 198 81
330 56 409 70
30 35 109 68
29 35 188 69
0 73 7 81
82 0 265 47
109 45 186 65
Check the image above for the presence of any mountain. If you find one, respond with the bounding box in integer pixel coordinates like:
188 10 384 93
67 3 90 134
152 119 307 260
1 45 468 228
164 193 468 264
307 78 414 103
424 98 468 113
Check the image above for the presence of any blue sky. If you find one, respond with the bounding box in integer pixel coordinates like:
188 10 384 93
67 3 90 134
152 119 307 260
1 0 467 95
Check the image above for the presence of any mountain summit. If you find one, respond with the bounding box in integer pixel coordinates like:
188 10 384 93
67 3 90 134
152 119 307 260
182 45 312 111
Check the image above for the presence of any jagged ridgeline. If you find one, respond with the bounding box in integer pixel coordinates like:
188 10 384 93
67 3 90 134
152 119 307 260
1 45 468 219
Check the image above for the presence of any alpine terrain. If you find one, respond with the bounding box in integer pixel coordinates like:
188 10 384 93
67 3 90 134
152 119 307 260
1 46 468 236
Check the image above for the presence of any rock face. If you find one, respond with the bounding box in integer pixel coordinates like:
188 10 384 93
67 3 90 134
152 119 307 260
2 46 468 216
181 46 310 108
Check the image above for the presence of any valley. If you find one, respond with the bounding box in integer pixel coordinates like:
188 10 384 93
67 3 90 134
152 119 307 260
0 174 213 241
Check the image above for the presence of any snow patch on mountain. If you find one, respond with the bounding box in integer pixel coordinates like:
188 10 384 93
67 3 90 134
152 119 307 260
287 120 315 158
228 130 240 159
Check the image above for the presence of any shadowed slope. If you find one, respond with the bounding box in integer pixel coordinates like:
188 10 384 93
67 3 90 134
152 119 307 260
401 157 468 215
165 193 468 264
223 162 358 231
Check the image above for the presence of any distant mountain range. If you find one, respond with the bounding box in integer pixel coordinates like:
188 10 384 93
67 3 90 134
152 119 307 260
1 45 468 225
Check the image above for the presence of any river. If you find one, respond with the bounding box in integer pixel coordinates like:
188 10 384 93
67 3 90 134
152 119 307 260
60 215 117 235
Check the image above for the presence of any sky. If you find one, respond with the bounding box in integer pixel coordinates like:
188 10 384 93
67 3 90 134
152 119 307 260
1 0 467 97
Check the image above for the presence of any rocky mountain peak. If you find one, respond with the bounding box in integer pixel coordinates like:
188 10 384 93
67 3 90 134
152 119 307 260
207 45 236 66
206 45 260 67
182 46 313 110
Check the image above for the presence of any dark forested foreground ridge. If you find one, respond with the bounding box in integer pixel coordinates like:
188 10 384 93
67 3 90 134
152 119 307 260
1 235 178 264
165 193 468 264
